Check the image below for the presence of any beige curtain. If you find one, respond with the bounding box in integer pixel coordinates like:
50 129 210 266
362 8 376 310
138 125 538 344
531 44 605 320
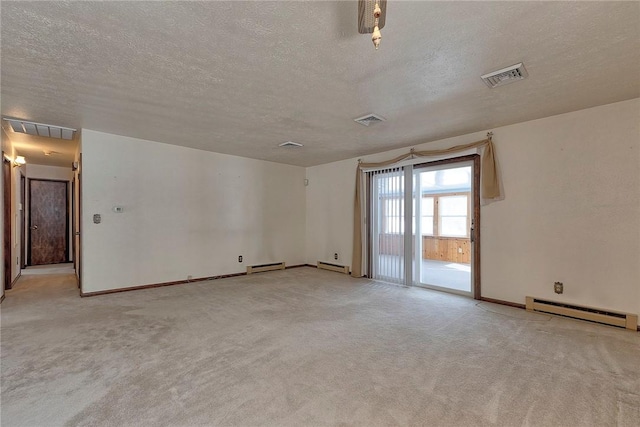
351 138 500 278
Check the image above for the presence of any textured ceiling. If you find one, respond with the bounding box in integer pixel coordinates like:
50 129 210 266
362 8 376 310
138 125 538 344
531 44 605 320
1 1 639 167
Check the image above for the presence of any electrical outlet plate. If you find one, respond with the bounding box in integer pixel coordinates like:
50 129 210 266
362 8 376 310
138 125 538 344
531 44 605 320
554 282 563 294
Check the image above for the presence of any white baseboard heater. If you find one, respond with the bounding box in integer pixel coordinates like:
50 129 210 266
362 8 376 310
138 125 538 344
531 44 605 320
247 262 285 274
317 261 350 275
526 296 638 331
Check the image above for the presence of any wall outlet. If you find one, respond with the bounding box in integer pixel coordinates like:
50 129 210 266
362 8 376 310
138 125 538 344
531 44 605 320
334 253 338 260
187 275 193 281
554 281 563 294
238 255 243 263
458 247 463 253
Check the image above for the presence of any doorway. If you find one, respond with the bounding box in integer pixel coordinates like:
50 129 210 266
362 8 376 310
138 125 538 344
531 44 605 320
28 179 69 266
370 155 481 297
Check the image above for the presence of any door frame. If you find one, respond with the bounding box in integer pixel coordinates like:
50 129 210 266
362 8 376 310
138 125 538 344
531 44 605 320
366 154 481 299
20 173 26 269
412 154 481 298
76 160 82 290
2 154 12 290
27 178 70 266
71 179 76 270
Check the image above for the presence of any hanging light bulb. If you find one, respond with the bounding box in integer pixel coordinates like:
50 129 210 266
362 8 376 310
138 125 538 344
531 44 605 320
372 2 382 49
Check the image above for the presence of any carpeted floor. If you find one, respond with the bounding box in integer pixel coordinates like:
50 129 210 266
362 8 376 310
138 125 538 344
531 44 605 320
1 268 639 426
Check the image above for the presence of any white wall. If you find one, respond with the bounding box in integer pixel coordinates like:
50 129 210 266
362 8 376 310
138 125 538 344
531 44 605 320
1 127 23 288
81 129 306 293
305 158 356 266
1 128 8 299
26 164 73 181
306 98 640 321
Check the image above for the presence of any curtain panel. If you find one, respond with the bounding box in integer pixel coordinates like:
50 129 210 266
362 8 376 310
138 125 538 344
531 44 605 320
351 137 500 278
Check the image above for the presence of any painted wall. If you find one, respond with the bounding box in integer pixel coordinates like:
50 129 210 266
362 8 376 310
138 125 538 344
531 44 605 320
1 127 7 299
305 98 640 321
26 164 73 181
81 129 306 293
1 127 24 288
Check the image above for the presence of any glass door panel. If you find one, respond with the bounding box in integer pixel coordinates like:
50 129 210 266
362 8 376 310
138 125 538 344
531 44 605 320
371 168 405 285
413 165 473 295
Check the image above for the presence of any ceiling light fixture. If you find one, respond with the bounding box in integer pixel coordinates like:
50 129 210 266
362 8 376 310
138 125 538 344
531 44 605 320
13 156 26 167
2 117 76 140
358 0 386 50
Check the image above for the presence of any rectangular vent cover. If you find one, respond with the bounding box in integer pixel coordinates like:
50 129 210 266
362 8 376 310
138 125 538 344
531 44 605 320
481 63 528 88
354 114 386 127
526 297 637 330
317 261 350 275
3 117 76 140
247 262 285 274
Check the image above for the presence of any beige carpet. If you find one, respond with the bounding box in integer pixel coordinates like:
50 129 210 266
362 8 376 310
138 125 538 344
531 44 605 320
1 268 639 426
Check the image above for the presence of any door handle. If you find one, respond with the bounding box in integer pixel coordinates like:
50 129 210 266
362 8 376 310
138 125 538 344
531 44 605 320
30 225 38 230
470 227 474 243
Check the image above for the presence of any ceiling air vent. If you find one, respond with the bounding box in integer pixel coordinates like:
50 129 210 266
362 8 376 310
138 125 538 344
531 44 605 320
354 114 386 127
278 141 303 148
481 63 528 88
3 117 76 140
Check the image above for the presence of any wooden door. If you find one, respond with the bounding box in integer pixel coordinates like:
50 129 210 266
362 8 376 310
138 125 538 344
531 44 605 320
29 179 69 265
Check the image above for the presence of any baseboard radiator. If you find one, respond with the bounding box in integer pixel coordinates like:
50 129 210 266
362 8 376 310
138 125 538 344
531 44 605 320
317 261 350 275
526 296 638 330
247 262 285 274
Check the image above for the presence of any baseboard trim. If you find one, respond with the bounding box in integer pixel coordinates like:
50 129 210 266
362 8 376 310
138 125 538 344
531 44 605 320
479 297 640 330
81 272 247 297
0 294 5 303
9 272 21 289
479 296 526 310
79 265 316 297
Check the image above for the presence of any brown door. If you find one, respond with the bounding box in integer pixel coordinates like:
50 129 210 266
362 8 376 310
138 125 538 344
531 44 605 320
29 179 69 265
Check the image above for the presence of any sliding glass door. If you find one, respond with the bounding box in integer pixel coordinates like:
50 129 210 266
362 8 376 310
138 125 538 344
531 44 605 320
369 156 479 297
413 163 473 295
371 167 406 285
